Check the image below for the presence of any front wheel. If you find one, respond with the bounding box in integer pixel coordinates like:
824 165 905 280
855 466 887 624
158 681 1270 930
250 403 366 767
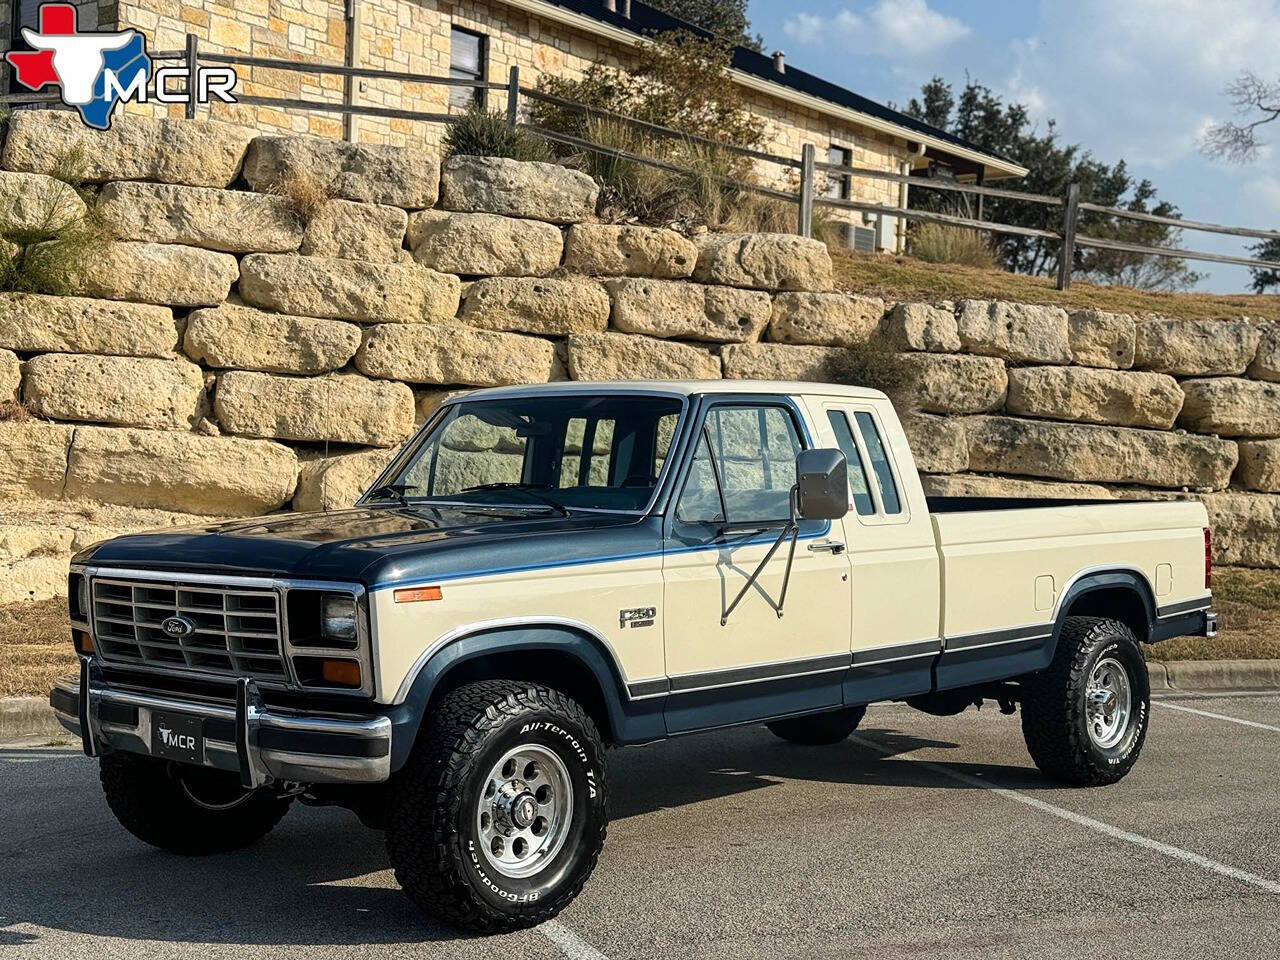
1021 616 1150 786
99 753 292 854
386 680 609 933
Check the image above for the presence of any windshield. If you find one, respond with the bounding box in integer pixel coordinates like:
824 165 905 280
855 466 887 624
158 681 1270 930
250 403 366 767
377 394 685 512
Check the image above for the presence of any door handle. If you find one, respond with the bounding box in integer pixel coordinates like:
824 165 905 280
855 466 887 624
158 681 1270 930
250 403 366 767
807 539 845 555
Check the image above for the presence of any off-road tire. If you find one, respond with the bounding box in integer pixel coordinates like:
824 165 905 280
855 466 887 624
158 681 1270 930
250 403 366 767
385 680 609 934
1021 616 1150 786
99 752 291 854
767 705 867 745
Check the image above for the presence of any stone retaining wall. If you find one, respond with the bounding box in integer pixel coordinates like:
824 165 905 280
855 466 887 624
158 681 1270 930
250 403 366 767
2 109 1279 601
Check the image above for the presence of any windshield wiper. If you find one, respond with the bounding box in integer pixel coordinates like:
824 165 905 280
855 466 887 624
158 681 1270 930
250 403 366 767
460 483 571 517
366 482 418 505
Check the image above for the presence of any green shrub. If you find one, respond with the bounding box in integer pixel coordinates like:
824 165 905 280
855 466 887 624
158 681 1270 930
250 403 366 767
821 331 914 399
530 30 766 151
908 222 997 268
443 108 552 162
0 147 104 295
528 30 773 227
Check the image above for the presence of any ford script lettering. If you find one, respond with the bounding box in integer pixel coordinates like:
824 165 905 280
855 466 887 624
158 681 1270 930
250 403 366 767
160 615 195 638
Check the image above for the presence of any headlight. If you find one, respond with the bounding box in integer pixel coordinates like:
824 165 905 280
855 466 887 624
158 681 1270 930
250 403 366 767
321 594 358 645
69 573 89 622
286 589 363 651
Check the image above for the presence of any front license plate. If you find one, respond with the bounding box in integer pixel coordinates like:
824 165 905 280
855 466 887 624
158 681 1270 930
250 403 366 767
151 711 205 764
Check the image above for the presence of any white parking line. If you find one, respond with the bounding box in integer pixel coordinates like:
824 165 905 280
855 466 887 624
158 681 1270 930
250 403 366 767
849 734 1280 897
1154 700 1280 733
541 919 609 960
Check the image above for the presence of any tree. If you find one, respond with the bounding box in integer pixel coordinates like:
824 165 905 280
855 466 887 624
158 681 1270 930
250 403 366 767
645 0 763 51
1250 239 1280 293
1202 71 1280 292
1200 71 1280 164
903 76 1203 291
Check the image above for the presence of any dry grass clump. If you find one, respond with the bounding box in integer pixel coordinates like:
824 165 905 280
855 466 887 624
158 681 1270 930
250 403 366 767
1145 566 1280 662
0 598 74 698
267 169 335 220
443 109 552 162
819 331 915 400
908 223 998 268
0 400 31 422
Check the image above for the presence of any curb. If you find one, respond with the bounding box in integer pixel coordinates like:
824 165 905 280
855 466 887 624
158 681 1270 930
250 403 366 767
0 696 65 744
2 662 1278 744
1149 658 1280 691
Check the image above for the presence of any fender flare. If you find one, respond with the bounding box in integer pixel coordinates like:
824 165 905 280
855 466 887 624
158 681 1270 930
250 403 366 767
1049 567 1158 652
385 621 640 772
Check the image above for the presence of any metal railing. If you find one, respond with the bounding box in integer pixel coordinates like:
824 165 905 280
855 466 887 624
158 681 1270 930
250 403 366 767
4 34 1279 290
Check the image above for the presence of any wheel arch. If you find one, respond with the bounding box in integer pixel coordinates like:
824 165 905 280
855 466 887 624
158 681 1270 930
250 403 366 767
1053 568 1157 646
388 620 644 771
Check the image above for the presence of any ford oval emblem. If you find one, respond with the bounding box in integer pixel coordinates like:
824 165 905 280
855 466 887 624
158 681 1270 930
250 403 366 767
160 615 196 638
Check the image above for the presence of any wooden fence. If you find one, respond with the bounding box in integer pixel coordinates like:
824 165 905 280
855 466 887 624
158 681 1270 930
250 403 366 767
4 36 1280 290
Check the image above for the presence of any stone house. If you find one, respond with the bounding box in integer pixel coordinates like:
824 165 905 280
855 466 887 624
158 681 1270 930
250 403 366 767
3 0 1024 251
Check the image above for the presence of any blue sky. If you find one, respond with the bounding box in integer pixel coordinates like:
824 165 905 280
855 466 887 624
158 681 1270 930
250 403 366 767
747 0 1280 293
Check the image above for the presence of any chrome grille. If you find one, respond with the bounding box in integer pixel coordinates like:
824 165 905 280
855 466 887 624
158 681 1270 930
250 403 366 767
90 576 288 682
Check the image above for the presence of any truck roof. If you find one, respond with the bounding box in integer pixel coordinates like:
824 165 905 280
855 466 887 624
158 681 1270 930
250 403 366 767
448 380 890 403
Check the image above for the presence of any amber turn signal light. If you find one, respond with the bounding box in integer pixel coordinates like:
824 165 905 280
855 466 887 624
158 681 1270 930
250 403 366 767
73 630 93 655
319 659 362 688
394 586 442 603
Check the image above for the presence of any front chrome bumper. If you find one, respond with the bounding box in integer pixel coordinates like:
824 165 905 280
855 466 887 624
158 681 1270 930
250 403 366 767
51 657 392 786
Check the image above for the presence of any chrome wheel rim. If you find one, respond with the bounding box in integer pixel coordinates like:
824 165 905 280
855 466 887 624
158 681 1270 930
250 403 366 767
477 744 573 879
1085 657 1132 749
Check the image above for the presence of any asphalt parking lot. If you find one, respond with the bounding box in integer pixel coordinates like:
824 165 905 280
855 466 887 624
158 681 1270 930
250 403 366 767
2 693 1277 960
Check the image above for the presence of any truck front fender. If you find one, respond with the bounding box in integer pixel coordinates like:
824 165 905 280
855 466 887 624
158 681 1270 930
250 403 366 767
384 621 664 772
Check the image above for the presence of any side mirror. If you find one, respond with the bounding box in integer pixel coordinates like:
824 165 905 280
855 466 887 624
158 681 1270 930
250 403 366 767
794 448 849 520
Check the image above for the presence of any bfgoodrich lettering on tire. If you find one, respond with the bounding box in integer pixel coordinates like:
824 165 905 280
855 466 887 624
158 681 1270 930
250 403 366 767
1020 616 1150 786
385 680 609 933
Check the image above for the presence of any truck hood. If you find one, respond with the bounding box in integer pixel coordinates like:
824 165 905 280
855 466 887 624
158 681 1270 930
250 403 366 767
75 505 661 586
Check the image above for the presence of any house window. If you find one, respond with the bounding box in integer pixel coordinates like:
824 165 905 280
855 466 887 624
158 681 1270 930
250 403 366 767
825 145 852 200
8 0 43 94
448 27 486 111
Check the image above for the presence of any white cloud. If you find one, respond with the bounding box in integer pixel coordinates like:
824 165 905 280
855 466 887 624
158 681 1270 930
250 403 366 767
782 0 970 57
870 0 970 54
781 12 825 46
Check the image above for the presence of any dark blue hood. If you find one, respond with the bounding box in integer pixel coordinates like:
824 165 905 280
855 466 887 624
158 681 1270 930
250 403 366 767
75 506 662 587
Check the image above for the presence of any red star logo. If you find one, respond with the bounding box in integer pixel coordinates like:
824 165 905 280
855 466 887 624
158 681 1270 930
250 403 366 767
5 4 77 91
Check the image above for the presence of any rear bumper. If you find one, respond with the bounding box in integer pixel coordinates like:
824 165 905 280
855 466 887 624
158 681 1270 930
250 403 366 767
51 657 392 786
1149 605 1217 644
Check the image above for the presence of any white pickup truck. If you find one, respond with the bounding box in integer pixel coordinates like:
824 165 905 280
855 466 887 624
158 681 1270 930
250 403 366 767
53 380 1216 932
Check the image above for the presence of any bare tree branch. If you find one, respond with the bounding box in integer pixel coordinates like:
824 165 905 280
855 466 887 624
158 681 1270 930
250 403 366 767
1201 71 1280 163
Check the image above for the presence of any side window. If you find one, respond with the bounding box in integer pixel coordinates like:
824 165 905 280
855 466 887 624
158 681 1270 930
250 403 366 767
675 433 724 523
825 411 875 516
676 405 803 524
854 411 902 515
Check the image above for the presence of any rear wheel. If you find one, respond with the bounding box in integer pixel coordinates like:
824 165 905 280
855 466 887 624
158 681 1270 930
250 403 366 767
99 753 291 854
767 706 866 745
385 680 609 933
1021 616 1149 785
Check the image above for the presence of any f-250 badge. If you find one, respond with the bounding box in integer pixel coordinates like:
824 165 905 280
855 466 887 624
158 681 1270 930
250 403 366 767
619 606 656 629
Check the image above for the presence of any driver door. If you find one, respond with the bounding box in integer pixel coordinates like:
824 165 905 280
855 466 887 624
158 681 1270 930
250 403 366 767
661 398 853 733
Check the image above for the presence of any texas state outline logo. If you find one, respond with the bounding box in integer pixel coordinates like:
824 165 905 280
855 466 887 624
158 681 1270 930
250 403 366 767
5 3 151 130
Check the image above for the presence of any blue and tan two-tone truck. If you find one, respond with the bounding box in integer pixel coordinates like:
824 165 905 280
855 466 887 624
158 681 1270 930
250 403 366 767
51 380 1215 932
